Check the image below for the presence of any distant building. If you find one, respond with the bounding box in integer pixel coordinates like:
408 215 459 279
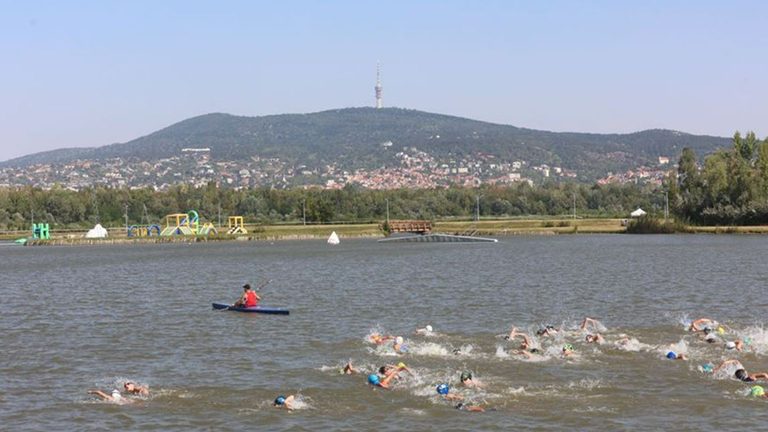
658 156 670 165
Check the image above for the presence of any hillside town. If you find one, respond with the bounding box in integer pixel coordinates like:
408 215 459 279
0 147 673 191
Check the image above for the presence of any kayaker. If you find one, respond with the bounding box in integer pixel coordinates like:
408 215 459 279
233 283 260 307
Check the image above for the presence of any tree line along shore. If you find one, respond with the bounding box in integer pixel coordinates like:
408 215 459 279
1 131 767 239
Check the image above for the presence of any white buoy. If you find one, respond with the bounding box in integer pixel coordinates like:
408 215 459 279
327 231 340 245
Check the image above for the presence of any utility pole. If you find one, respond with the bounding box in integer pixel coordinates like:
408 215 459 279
475 195 480 222
386 198 390 224
664 191 669 222
218 203 222 227
572 193 576 219
302 199 306 226
124 204 129 234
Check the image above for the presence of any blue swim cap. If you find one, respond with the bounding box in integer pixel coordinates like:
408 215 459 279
274 395 286 406
436 383 450 395
666 351 676 359
701 363 714 373
367 374 380 386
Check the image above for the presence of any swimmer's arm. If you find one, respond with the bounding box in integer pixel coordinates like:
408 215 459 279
284 395 295 410
751 372 768 380
254 291 261 300
380 369 400 387
445 393 463 401
713 359 739 373
88 390 113 401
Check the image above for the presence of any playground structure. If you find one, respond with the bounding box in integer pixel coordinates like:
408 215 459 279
127 224 162 237
227 216 248 234
160 210 219 236
32 223 51 240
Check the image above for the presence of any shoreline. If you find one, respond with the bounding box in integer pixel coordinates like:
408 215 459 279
8 218 768 246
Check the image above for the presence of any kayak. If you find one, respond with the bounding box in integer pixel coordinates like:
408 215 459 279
212 303 290 315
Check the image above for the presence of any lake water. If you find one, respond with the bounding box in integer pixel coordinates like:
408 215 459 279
3 235 768 431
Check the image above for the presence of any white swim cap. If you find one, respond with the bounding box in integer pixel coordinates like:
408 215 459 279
112 390 122 400
426 325 433 332
395 336 404 345
726 341 736 350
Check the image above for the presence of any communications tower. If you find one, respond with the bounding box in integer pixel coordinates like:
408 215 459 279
375 62 383 109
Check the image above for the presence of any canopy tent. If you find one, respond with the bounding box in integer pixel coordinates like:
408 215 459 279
85 223 108 238
630 208 647 218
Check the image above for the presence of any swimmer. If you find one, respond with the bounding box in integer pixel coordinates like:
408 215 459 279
455 402 486 412
368 367 402 389
273 394 295 410
535 325 559 337
460 371 484 388
369 332 394 345
393 336 409 353
506 329 541 358
689 318 717 332
702 333 718 344
725 340 745 352
379 362 414 377
436 383 463 402
88 389 132 404
341 360 359 375
750 385 767 398
585 333 605 344
562 343 576 357
123 381 149 396
715 360 768 382
665 351 687 360
415 325 434 335
580 317 603 332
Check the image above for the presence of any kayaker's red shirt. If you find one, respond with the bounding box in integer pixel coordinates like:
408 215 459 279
244 290 258 307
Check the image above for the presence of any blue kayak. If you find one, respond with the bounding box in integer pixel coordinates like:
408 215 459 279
212 303 290 315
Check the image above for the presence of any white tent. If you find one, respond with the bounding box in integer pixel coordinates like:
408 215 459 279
630 208 647 218
85 223 108 238
327 231 340 245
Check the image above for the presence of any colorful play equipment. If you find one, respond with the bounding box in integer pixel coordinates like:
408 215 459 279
227 216 248 234
32 223 50 240
127 224 162 237
160 210 218 236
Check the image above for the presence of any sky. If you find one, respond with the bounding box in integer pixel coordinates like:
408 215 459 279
1 0 767 161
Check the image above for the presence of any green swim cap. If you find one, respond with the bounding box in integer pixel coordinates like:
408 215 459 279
751 385 765 397
563 343 574 351
460 371 472 381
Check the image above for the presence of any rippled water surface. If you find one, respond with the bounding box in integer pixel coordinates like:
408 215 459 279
3 235 768 431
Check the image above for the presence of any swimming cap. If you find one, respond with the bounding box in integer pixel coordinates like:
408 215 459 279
397 362 407 369
745 337 753 346
436 383 450 395
736 369 749 381
426 325 433 332
701 363 714 373
460 371 472 382
717 326 725 335
274 395 286 405
111 390 122 401
563 343 574 352
368 374 381 386
395 336 404 345
726 341 736 350
704 334 716 342
751 386 765 397
666 351 677 359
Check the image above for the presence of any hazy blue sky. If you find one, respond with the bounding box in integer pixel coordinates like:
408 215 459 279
1 1 766 161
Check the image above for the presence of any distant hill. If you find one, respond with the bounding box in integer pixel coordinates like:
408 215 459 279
0 107 731 179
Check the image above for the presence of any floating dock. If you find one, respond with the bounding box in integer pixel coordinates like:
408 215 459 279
378 233 498 243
